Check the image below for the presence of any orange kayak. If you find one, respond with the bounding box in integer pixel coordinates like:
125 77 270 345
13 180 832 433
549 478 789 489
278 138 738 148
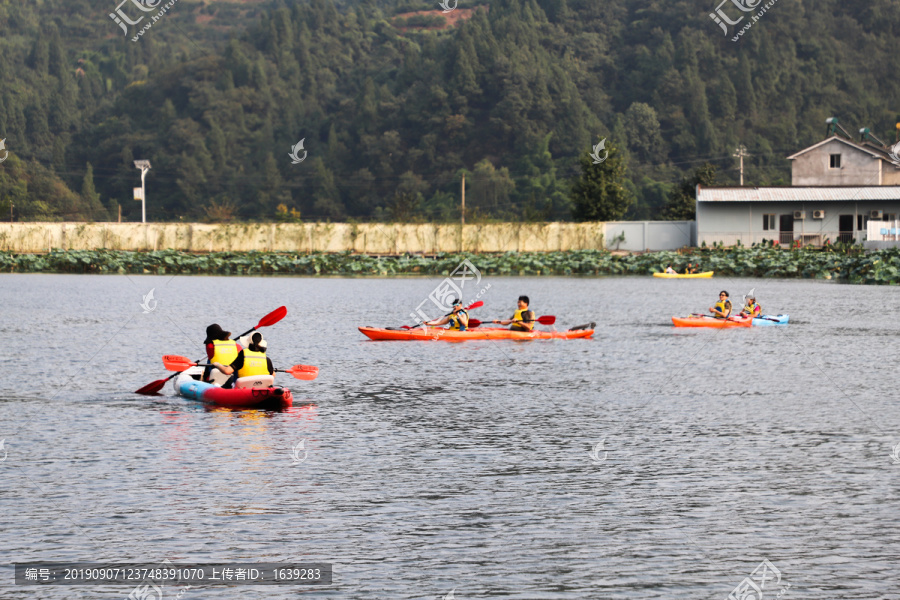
359 325 594 341
671 316 752 328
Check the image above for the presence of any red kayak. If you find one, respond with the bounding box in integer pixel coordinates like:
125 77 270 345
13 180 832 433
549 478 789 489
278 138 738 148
173 367 292 409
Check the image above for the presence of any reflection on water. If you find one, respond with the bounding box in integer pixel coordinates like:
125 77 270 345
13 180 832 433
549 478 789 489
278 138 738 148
0 274 898 599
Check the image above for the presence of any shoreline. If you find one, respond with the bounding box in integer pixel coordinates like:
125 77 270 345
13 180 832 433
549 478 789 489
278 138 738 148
1 247 899 284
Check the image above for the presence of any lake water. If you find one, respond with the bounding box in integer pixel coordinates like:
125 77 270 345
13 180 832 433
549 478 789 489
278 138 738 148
1 273 898 599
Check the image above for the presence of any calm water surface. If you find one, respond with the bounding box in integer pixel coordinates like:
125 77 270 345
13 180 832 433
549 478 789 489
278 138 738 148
1 273 898 599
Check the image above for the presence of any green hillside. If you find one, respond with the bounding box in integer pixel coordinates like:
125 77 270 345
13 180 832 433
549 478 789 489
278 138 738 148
1 0 899 223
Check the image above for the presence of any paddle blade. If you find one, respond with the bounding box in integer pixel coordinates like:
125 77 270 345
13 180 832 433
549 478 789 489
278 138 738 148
163 355 197 372
536 315 556 325
282 365 319 381
257 306 287 328
465 301 483 310
135 379 166 395
467 319 482 327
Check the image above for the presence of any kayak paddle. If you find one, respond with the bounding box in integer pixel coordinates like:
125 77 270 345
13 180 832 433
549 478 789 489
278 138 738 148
468 315 556 328
135 306 288 395
163 355 319 381
400 301 483 329
275 365 319 381
233 305 288 340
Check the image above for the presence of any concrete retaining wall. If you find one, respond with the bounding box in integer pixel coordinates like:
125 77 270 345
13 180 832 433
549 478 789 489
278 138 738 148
0 222 608 253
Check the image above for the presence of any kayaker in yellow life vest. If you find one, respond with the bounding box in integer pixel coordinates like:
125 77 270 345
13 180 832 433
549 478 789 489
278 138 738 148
492 295 535 331
709 291 732 319
203 323 241 383
217 332 274 388
741 295 762 318
425 299 469 331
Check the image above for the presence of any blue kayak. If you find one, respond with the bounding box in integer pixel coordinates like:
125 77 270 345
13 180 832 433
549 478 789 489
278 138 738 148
752 314 789 326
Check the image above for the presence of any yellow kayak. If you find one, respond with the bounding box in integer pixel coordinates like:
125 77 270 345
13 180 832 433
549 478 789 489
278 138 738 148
653 271 714 279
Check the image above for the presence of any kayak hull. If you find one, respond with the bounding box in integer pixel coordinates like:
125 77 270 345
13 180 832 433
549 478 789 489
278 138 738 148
752 314 789 326
653 271 714 279
173 368 292 409
671 316 752 328
359 326 594 341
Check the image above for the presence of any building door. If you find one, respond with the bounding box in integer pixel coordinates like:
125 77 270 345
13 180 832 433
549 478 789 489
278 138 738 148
779 214 794 245
839 214 854 243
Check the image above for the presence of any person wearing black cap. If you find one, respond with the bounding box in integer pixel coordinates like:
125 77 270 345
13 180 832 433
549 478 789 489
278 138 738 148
217 332 274 389
203 324 241 383
424 299 469 331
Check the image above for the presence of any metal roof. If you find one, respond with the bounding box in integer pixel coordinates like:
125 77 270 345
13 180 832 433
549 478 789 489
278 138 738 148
697 186 900 202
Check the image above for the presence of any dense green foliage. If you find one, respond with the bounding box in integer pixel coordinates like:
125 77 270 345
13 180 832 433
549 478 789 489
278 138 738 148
2 0 900 223
4 246 900 284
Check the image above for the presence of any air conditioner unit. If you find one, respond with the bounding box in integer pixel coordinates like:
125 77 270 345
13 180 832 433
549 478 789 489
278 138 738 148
870 210 883 219
812 210 825 219
793 211 806 219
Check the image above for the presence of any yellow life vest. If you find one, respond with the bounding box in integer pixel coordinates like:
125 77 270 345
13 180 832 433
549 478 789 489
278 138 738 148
512 308 535 331
237 349 269 378
714 300 731 317
448 310 469 331
210 340 239 365
743 303 761 317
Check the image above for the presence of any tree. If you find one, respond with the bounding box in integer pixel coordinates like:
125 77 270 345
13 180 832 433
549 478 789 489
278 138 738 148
571 140 633 221
662 163 717 221
81 163 108 221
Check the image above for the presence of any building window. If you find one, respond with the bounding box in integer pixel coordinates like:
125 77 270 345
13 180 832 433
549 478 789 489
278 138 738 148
887 214 898 222
762 214 776 231
830 154 841 168
858 214 868 230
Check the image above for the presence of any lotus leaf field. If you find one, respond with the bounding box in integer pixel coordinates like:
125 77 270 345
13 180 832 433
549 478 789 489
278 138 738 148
2 247 900 285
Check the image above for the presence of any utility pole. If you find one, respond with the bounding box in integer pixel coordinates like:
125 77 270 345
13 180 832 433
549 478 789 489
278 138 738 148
134 160 151 223
733 145 749 186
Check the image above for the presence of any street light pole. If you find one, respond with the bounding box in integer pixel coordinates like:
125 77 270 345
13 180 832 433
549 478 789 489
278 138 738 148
134 160 151 223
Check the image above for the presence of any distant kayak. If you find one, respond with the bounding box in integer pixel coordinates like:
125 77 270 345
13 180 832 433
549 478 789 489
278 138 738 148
671 315 751 328
653 271 714 279
752 314 789 326
359 325 595 341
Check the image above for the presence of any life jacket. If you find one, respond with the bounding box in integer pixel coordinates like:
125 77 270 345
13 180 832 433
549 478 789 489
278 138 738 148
714 300 731 318
743 303 761 317
448 309 468 331
210 340 239 365
237 349 269 378
512 309 535 331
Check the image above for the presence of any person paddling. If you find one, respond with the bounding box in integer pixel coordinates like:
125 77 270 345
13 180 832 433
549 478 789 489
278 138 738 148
665 264 677 274
217 332 274 389
425 299 469 331
203 323 241 383
492 295 535 331
741 295 761 318
709 291 732 319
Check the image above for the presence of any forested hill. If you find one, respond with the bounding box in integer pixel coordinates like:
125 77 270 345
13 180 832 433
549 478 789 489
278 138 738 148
1 0 899 223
